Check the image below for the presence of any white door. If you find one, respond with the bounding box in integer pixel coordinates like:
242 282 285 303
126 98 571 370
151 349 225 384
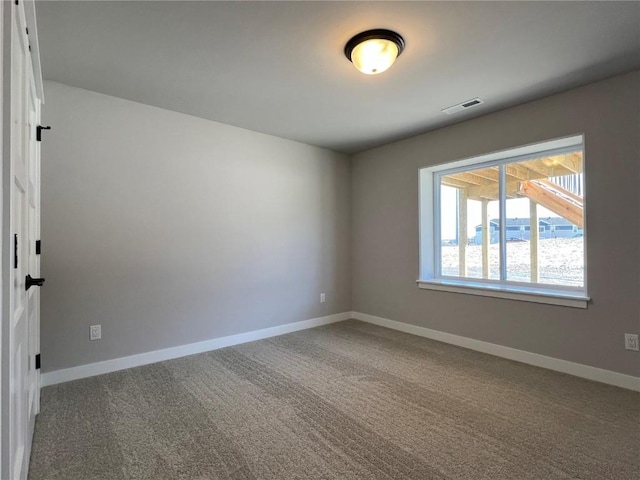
8 2 41 479
25 25 41 445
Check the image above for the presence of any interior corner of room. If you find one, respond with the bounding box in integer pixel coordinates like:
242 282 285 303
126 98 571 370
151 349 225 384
3 1 640 479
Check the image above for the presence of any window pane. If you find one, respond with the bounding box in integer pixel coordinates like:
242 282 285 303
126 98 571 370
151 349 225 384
505 197 534 282
439 185 459 276
507 153 584 287
439 166 500 279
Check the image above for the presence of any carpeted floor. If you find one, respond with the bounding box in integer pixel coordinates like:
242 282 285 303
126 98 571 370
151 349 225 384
29 320 639 480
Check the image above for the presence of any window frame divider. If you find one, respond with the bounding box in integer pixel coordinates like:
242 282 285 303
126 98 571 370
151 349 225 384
498 164 507 281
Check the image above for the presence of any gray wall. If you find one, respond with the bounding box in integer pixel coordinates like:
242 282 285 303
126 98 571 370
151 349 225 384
41 81 351 372
351 71 640 377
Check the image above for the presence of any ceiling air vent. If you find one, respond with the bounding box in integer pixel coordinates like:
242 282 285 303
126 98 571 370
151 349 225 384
441 97 484 115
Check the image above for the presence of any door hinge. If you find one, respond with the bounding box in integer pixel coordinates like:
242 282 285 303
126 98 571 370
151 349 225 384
26 27 29 35
35 354 41 370
36 125 51 142
36 240 41 255
14 234 18 269
28 44 31 53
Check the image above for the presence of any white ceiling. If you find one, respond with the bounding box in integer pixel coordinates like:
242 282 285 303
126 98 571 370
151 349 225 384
35 1 640 153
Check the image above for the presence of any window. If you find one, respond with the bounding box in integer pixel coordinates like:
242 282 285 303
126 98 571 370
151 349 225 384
419 135 588 308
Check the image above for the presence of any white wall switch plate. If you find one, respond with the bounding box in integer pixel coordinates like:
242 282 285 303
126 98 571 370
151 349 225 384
90 324 102 341
320 293 326 303
624 334 639 351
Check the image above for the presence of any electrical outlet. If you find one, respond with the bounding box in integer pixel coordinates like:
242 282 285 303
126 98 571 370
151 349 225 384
625 334 639 351
90 325 101 341
320 293 326 303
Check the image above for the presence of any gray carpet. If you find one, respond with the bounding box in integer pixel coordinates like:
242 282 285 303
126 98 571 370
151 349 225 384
29 320 639 480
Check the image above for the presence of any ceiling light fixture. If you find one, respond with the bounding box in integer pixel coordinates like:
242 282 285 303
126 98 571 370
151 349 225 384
344 29 405 75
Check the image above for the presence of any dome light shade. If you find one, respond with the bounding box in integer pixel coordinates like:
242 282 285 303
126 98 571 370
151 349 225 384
344 29 405 75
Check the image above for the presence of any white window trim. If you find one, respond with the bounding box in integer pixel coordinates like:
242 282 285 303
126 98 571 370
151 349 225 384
418 134 589 308
417 280 590 309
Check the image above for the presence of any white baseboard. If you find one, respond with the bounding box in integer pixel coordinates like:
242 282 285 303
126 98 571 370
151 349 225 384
351 311 640 392
43 310 640 392
42 312 352 387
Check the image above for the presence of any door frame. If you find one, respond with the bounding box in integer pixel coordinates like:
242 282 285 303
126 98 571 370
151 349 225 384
1 1 43 478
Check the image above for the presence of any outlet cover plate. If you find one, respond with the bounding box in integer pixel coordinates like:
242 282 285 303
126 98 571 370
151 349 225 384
90 325 102 341
624 334 639 351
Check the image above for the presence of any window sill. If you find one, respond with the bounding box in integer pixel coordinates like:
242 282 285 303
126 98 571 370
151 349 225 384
417 279 589 309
